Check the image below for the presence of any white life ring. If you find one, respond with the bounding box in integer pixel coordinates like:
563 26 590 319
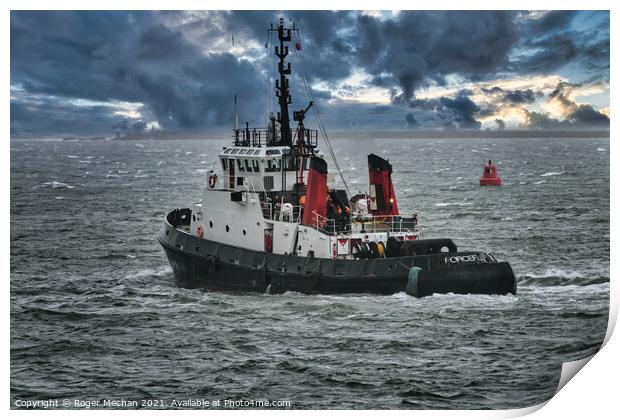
208 174 217 188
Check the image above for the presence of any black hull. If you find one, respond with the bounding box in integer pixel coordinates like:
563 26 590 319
159 218 516 297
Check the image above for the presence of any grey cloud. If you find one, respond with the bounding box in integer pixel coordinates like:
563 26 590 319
523 82 609 129
503 89 537 104
10 92 145 137
11 11 266 132
357 11 518 102
405 112 419 128
10 10 610 135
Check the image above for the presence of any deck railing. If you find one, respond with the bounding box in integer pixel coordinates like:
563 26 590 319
312 211 419 235
232 127 318 148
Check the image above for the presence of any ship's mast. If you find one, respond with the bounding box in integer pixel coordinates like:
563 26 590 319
270 18 293 146
233 94 238 131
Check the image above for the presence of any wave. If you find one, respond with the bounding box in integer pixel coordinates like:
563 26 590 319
518 268 609 286
122 267 173 282
32 181 75 189
435 202 472 207
540 171 564 177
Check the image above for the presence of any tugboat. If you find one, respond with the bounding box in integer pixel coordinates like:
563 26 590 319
158 19 516 297
480 160 502 186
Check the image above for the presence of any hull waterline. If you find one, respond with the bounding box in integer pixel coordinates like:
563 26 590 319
159 218 517 297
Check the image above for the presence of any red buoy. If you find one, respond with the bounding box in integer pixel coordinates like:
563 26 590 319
480 160 502 186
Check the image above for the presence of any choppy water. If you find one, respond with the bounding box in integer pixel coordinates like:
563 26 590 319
10 135 609 409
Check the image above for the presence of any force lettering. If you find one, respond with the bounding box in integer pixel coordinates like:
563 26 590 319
444 255 482 264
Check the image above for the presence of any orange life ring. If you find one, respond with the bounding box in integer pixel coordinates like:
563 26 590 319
208 174 217 188
197 225 204 238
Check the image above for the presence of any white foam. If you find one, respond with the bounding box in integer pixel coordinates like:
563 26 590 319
541 171 563 177
435 202 472 207
123 267 173 281
34 181 75 189
533 180 546 185
597 147 606 152
522 268 588 280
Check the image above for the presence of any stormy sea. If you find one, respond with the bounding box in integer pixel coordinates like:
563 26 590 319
10 134 609 409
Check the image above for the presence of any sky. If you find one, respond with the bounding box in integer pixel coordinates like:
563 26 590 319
10 10 610 137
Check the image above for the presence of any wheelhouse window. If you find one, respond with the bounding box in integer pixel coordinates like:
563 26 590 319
222 159 228 170
265 158 281 172
282 155 299 171
252 160 260 173
237 160 244 172
244 159 252 172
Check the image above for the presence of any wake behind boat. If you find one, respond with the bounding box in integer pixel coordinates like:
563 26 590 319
159 18 516 297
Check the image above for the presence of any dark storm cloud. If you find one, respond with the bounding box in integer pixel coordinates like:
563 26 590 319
522 111 568 130
526 11 578 35
481 86 540 104
357 11 518 102
407 90 482 130
503 89 537 104
517 35 578 73
11 11 266 133
10 10 610 135
438 94 481 129
568 104 609 127
195 10 357 83
512 12 609 76
405 112 419 128
10 92 145 137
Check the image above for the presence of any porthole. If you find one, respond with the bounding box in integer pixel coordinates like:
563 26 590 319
243 229 247 236
226 225 230 232
209 221 213 228
166 230 169 236
192 214 196 222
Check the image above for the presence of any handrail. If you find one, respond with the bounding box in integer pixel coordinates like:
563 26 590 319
232 127 318 148
274 204 302 223
312 211 419 235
